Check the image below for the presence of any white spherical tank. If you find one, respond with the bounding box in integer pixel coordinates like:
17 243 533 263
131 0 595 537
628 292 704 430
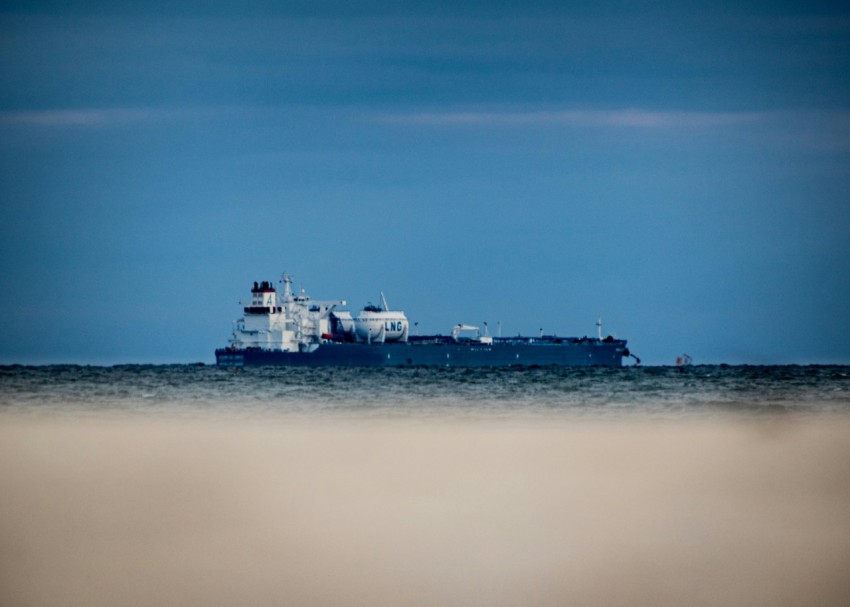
354 308 409 343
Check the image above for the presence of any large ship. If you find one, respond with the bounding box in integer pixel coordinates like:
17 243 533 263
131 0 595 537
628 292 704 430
215 274 638 367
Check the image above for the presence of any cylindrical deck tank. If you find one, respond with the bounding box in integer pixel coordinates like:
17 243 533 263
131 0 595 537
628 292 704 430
354 308 409 342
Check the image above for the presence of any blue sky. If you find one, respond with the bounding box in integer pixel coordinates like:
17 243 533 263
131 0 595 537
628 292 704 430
1 1 849 364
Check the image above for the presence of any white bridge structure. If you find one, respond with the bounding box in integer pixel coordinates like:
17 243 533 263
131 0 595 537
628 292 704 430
229 275 409 352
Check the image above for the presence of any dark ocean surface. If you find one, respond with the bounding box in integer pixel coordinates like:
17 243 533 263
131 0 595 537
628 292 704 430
2 364 849 418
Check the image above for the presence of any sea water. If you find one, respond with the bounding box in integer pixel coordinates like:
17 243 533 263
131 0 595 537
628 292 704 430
2 364 848 418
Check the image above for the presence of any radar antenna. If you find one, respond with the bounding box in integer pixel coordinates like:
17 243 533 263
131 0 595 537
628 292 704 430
280 273 294 301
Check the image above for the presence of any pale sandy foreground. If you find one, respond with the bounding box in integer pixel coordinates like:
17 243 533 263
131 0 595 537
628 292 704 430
2 415 850 607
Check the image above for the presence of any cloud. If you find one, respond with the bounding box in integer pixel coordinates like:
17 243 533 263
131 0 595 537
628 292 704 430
0 107 196 127
0 108 163 126
378 109 767 128
4 106 849 153
375 108 850 151
2 106 762 129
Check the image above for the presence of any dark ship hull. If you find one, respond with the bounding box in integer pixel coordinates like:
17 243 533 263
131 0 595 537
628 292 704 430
216 336 630 367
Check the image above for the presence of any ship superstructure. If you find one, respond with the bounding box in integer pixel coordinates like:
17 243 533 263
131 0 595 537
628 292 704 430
217 273 636 367
228 275 347 353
